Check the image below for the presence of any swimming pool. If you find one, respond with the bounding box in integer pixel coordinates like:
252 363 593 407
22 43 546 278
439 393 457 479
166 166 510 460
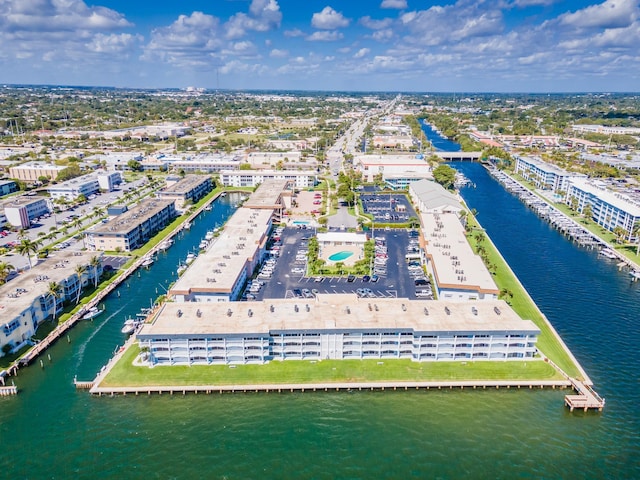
292 221 310 225
329 251 354 261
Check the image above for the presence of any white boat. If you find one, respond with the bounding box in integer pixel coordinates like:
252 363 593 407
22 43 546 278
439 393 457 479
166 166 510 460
158 238 174 251
183 221 192 230
82 306 104 321
121 317 140 335
220 192 227 198
205 230 215 241
185 252 197 264
141 256 154 267
199 240 209 250
177 263 188 275
599 248 617 259
204 204 212 211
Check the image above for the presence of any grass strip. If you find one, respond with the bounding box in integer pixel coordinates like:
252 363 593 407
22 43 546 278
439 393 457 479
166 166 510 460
99 345 562 387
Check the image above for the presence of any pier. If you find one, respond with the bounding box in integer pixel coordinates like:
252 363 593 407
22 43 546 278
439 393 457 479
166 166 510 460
565 378 605 411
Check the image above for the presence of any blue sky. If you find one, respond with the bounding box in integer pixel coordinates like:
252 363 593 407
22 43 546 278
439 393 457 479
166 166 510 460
0 0 638 92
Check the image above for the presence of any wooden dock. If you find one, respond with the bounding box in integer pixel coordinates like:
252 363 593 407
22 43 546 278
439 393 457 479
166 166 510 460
565 378 605 412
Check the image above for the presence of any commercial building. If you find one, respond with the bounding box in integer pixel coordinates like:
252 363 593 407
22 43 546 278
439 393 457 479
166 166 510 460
514 156 585 192
0 180 18 197
355 154 432 189
86 199 176 251
3 196 49 228
136 295 539 366
170 154 242 173
572 124 640 136
155 175 213 210
409 179 463 214
0 251 102 356
47 171 122 201
565 178 640 240
9 162 66 183
219 169 318 189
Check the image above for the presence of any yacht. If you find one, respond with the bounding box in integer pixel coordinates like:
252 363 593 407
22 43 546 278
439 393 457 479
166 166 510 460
177 263 188 276
82 306 104 321
199 239 209 250
183 221 192 231
158 238 174 251
204 230 215 241
185 252 197 264
121 317 141 335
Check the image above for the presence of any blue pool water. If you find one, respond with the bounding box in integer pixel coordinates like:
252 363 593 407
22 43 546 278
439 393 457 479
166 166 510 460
329 251 354 261
293 220 310 225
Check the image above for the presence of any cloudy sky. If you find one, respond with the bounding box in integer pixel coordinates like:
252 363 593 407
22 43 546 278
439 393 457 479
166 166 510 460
1 0 638 92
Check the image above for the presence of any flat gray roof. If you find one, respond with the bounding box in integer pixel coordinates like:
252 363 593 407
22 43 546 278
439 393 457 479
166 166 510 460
169 208 273 296
0 251 99 319
139 295 539 336
90 198 174 235
160 175 210 195
2 195 47 208
421 212 498 294
243 179 289 209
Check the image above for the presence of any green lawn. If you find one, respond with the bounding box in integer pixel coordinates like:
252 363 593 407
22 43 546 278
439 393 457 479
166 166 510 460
98 345 563 387
466 217 581 378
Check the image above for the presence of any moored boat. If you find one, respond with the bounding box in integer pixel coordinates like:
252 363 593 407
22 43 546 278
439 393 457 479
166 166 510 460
141 256 154 267
185 252 197 264
158 238 174 251
82 306 104 321
599 248 617 259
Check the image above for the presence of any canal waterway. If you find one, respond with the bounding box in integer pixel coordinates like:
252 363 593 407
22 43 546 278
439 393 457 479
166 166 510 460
0 177 638 478
420 119 462 152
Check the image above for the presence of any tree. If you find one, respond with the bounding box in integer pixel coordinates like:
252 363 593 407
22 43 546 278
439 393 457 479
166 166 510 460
127 159 143 172
633 220 640 256
0 261 15 284
46 281 63 322
17 238 40 270
613 226 626 244
582 203 593 221
74 264 86 304
432 164 457 189
89 255 102 288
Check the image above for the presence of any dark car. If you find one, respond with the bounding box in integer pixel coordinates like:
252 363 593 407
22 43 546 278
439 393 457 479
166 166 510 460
362 275 370 282
293 288 303 298
415 278 429 286
347 275 356 282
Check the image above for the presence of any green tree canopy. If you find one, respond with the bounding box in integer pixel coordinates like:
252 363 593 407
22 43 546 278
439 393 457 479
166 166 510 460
432 164 457 190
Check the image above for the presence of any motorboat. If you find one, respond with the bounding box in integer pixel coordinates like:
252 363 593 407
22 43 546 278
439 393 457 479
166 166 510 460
82 306 104 321
158 238 174 251
183 221 192 231
177 263 188 275
141 256 154 267
220 192 227 197
205 230 215 241
199 239 209 250
204 204 212 211
121 317 143 335
185 252 197 264
599 248 617 259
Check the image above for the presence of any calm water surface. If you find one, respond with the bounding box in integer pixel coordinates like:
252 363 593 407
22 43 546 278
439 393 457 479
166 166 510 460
0 180 638 478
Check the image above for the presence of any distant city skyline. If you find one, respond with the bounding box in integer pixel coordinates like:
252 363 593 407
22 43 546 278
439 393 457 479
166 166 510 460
1 0 638 92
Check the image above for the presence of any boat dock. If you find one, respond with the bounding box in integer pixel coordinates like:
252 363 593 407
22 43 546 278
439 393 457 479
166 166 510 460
565 378 606 411
86 379 573 396
486 166 640 270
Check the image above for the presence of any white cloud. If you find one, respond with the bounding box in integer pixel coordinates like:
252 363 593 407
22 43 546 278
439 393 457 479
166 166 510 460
86 33 141 54
284 28 305 37
359 16 393 30
353 48 370 58
371 29 394 41
513 0 557 6
380 0 407 9
311 7 350 30
0 0 132 32
401 1 504 46
306 30 343 41
225 0 282 39
269 48 288 58
559 0 638 30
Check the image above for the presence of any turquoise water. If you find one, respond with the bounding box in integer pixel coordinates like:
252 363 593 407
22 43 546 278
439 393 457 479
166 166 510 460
0 179 638 477
328 250 354 261
293 220 310 225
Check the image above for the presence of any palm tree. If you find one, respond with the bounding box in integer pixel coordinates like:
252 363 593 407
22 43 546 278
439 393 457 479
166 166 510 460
74 264 86 304
474 231 486 244
17 238 40 270
17 228 28 239
633 220 640 256
89 256 102 288
0 261 15 284
46 281 63 322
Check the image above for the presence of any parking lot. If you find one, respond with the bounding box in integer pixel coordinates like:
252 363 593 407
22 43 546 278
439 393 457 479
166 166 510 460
245 226 433 302
360 193 418 224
